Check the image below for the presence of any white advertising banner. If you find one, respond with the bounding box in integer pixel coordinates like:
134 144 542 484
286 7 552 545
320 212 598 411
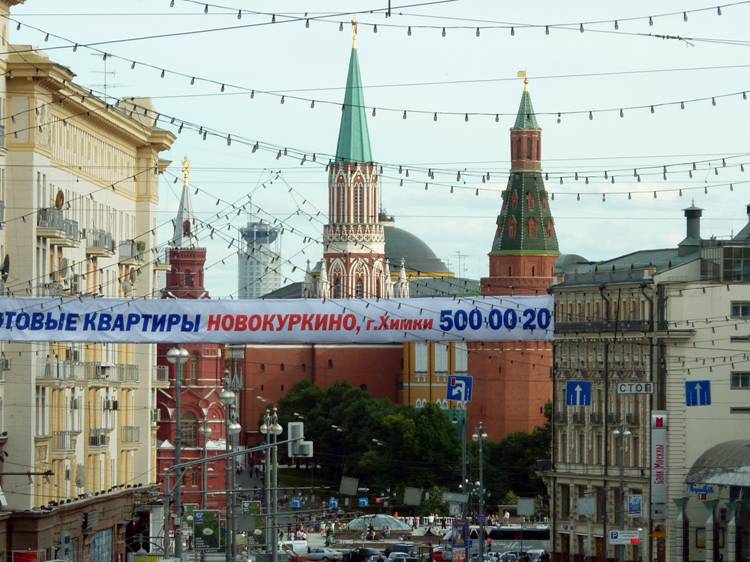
0 296 554 344
651 410 668 520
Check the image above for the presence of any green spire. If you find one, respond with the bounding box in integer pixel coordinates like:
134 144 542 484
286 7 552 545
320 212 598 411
490 172 558 256
335 48 373 163
512 81 540 130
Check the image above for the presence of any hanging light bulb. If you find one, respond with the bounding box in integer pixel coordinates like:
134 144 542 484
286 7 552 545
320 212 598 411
575 172 579 180
585 177 589 184
650 105 655 114
310 99 315 109
683 11 688 21
633 168 638 177
170 0 174 6
408 26 412 36
281 96 285 104
577 193 580 201
619 108 624 118
712 97 716 106
557 112 561 124
495 114 499 122
705 186 708 194
741 164 745 172
718 6 722 15
424 183 428 190
679 188 683 196
339 21 343 31
637 175 641 182
689 170 693 178
551 192 555 200
559 177 563 184
589 111 593 120
604 170 608 179
251 90 255 99
305 18 310 28
692 162 697 170
722 158 726 167
544 172 549 180
475 188 479 196
649 16 653 25
450 186 454 193
743 92 747 100
476 27 480 37
545 25 550 35
434 112 438 122
237 10 242 19
510 26 515 36
681 101 685 110
465 113 469 122
731 183 734 191
373 24 378 33
628 192 632 199
602 193 606 202
252 142 259 153
579 23 584 32
400 179 404 186
611 176 615 184
614 20 619 30
715 167 719 175
403 110 407 119
204 4 208 14
442 27 446 37
272 14 276 23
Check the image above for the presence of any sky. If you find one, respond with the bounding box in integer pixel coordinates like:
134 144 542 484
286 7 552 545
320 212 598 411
9 0 750 296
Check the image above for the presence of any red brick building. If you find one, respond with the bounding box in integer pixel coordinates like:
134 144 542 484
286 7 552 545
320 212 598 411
156 159 229 511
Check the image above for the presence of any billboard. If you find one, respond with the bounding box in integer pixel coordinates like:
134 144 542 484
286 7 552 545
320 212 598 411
193 510 222 552
651 411 668 519
0 296 554 344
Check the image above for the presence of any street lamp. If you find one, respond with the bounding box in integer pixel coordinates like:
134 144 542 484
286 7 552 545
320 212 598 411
612 425 632 562
197 419 212 562
472 423 488 562
166 347 189 559
220 382 239 562
260 408 283 562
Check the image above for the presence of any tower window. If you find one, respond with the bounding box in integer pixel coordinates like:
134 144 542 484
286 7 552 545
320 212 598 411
355 277 364 298
354 182 364 223
328 359 334 368
527 137 533 160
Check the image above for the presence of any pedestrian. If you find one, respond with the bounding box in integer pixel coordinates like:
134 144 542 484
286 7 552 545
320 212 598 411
186 533 193 550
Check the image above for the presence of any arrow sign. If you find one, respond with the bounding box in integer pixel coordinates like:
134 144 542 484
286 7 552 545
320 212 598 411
566 380 592 406
685 380 711 406
447 375 473 402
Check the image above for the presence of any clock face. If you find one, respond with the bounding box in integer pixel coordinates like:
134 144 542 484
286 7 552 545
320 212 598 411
183 220 191 236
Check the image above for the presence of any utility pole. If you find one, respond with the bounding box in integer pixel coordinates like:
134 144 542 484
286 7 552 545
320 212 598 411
167 347 189 560
473 422 487 562
613 424 631 562
220 373 240 562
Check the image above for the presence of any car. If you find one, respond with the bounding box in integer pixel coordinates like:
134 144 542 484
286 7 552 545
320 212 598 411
389 554 408 561
343 548 382 562
307 547 342 561
384 544 417 557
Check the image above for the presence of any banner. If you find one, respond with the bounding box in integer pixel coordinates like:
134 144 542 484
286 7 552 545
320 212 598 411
0 296 554 344
651 411 668 519
193 510 222 552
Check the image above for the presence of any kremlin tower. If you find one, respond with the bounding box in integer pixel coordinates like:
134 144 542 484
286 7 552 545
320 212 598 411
156 158 230 510
321 20 391 299
469 80 559 440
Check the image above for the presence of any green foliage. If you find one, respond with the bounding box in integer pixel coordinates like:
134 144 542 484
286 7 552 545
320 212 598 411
277 381 460 494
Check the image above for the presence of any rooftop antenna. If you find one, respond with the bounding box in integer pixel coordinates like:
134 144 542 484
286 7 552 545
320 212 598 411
89 53 126 99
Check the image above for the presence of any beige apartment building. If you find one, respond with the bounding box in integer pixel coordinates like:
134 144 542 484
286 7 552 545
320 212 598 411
0 1 175 558
549 206 750 562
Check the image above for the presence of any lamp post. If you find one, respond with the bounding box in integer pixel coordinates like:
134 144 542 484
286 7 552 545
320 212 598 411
612 424 632 562
261 411 272 554
167 347 189 560
260 408 282 562
472 423 487 562
220 382 241 562
198 418 212 562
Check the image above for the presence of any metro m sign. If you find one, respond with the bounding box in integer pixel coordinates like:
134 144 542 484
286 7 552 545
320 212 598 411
651 411 668 519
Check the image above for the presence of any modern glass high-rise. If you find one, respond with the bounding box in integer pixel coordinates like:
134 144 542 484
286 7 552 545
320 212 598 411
237 216 282 298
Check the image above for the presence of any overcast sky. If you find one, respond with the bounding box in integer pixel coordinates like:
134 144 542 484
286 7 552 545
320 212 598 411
11 0 750 296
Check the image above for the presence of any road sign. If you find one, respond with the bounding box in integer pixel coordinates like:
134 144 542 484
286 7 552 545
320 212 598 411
328 498 339 509
617 382 653 394
609 530 641 545
685 380 711 406
688 485 715 495
627 495 643 518
358 497 368 507
447 375 473 402
566 381 592 406
291 498 301 509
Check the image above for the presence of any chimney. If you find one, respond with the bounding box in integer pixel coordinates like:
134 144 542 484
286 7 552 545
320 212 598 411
684 205 702 240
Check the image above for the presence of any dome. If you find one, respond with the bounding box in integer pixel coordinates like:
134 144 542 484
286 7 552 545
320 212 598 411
381 214 451 275
347 514 412 531
686 440 750 486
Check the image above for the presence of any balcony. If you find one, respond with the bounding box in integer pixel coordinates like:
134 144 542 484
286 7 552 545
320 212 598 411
553 412 568 424
150 408 160 426
39 358 84 383
625 413 640 427
590 412 603 425
88 429 109 448
121 426 140 444
117 364 139 385
119 239 145 265
38 282 65 297
572 412 586 425
153 365 169 386
37 208 79 247
607 413 621 424
52 430 75 452
555 320 651 334
83 362 114 385
85 229 115 257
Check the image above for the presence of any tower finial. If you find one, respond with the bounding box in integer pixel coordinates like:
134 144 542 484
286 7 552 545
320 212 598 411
517 69 528 92
182 156 190 188
352 17 358 48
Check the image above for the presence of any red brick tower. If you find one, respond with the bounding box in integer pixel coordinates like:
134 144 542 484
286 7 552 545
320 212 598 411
469 80 558 440
156 158 228 510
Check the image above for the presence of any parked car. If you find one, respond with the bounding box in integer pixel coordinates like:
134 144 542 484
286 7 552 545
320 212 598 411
384 544 417 557
389 554 409 561
343 548 382 562
307 547 342 561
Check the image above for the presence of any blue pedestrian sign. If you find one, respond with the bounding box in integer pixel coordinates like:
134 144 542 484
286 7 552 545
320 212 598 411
328 498 339 509
686 380 711 406
358 497 369 507
291 498 301 509
447 375 473 402
566 381 592 406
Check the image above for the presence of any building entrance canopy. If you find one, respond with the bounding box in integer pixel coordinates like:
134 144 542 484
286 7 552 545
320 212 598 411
0 296 554 344
686 440 750 487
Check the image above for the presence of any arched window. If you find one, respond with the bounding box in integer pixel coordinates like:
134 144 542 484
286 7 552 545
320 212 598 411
528 217 538 239
355 277 364 298
527 137 533 160
180 412 197 447
337 176 346 222
332 272 343 298
354 181 364 223
527 191 536 210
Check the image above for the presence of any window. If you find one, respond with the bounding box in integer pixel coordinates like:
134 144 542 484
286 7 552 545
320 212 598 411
181 412 197 447
731 301 750 318
328 359 333 368
434 343 449 374
731 372 750 389
560 484 570 518
355 277 364 298
455 343 468 373
414 342 429 373
526 137 533 159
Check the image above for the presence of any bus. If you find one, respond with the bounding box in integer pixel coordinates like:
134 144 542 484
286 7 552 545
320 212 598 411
487 526 550 554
